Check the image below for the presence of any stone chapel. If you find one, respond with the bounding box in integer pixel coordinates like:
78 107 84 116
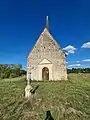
27 16 67 81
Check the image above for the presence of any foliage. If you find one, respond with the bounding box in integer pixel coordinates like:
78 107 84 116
67 68 90 73
9 73 17 78
0 73 6 79
0 74 90 120
0 64 26 79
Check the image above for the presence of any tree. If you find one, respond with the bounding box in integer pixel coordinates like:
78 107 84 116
0 64 26 79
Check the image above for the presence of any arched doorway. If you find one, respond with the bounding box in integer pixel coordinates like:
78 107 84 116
42 67 49 80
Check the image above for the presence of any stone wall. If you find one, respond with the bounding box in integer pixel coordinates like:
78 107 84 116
27 28 67 80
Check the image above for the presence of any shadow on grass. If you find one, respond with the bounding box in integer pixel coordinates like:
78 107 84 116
45 111 54 120
30 85 39 94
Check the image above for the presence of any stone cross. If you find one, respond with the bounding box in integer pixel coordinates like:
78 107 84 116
25 72 33 99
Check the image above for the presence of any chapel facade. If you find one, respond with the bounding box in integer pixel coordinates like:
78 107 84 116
27 17 67 81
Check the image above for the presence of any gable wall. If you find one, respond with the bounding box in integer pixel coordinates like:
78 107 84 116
27 28 67 80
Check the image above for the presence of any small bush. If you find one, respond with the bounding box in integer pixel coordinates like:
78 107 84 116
0 73 6 79
9 73 17 78
4 71 10 78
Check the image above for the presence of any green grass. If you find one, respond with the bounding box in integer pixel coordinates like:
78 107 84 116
0 74 90 120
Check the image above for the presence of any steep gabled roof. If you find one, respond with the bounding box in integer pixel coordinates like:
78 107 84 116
28 28 65 58
36 28 61 48
28 17 65 58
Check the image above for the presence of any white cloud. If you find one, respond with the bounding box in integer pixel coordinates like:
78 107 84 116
81 42 90 48
66 62 68 64
76 61 80 63
63 45 76 54
82 59 90 62
68 64 81 67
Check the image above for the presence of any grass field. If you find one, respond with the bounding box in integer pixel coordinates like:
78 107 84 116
0 74 90 120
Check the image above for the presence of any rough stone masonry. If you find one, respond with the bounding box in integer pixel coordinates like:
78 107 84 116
27 17 67 81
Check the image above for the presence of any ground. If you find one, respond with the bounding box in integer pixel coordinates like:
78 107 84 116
0 74 90 120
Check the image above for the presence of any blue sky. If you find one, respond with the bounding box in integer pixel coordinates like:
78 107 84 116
0 0 90 69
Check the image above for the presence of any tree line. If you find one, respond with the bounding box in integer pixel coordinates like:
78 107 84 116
0 64 90 79
0 64 26 79
67 68 90 74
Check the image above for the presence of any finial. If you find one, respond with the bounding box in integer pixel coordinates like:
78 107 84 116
46 16 49 31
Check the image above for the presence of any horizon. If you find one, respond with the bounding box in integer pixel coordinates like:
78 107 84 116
0 0 90 69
